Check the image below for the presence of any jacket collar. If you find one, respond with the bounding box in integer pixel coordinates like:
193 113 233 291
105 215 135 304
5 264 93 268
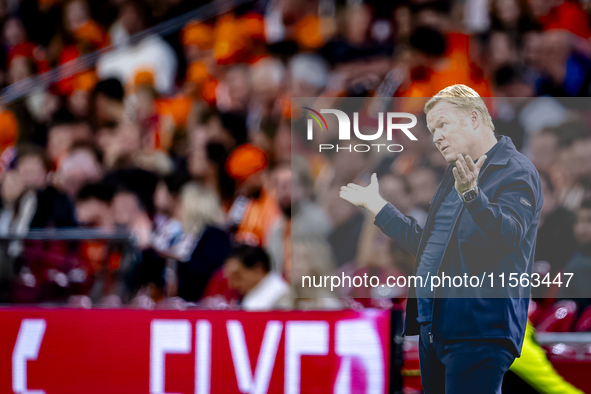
442 135 516 185
486 135 515 167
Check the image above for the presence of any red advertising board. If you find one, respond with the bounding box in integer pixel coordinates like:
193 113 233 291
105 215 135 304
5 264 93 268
0 308 390 394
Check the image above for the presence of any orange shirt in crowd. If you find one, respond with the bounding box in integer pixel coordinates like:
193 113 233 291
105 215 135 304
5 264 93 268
539 1 591 39
403 33 490 95
399 33 491 112
235 189 280 247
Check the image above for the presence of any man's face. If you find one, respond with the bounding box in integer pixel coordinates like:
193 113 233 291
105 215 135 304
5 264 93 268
528 132 557 173
154 182 175 217
575 208 591 247
275 167 292 212
17 156 47 190
112 191 141 226
47 125 73 162
58 150 102 196
570 139 591 183
223 257 265 296
379 175 410 213
409 168 438 208
426 101 476 164
76 198 111 228
275 167 304 215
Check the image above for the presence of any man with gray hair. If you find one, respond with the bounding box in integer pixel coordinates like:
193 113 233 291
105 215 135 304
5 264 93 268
341 84 543 393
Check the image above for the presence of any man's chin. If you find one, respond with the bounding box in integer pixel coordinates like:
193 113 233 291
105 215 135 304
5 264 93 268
442 151 455 163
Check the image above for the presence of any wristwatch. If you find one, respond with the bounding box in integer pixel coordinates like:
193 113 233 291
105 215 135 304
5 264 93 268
460 187 479 203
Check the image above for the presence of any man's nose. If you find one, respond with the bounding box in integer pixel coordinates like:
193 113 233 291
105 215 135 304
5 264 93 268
433 129 444 143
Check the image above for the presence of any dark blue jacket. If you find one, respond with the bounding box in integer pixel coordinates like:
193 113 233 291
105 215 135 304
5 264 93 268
375 136 542 356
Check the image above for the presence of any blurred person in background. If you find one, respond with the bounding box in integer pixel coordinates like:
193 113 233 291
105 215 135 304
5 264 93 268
215 64 251 116
151 171 186 256
287 53 329 98
408 166 440 214
528 0 591 39
54 140 103 199
290 237 342 310
186 123 236 207
223 244 290 310
246 57 285 136
490 0 539 39
0 145 76 233
226 143 279 246
534 172 577 274
108 169 157 250
97 0 178 95
526 127 559 174
487 30 519 73
535 29 591 97
113 187 150 237
324 184 365 268
90 78 125 128
556 198 591 312
379 172 428 227
75 182 114 230
266 160 332 276
173 182 230 302
397 16 490 98
556 135 591 210
75 182 124 304
1 146 79 303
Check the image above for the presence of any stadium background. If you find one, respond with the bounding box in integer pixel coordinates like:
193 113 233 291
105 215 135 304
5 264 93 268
0 0 591 393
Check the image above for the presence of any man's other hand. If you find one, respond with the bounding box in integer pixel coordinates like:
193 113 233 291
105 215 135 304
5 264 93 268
453 154 486 194
340 173 387 216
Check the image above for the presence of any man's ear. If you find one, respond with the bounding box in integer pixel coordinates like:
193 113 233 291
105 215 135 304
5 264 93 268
470 110 480 130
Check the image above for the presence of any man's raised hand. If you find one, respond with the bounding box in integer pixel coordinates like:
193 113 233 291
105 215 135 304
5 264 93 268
453 154 487 194
339 173 387 216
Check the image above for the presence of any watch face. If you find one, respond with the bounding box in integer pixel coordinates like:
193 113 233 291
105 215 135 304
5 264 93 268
463 189 477 202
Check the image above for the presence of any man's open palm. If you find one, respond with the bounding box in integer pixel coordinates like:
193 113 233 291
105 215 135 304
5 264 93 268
340 173 383 212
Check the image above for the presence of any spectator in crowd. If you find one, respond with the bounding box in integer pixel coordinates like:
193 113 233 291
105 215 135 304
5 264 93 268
97 0 178 95
379 173 428 227
535 30 591 97
290 237 342 310
90 77 125 128
151 172 185 256
557 199 591 312
527 128 559 175
75 181 114 229
534 172 577 274
325 184 366 268
2 145 76 231
226 143 279 246
54 140 103 199
223 244 290 310
75 182 125 304
266 160 332 276
174 182 230 302
407 167 440 213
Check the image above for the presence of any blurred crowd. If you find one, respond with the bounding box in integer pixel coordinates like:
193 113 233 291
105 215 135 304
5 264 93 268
0 0 589 331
